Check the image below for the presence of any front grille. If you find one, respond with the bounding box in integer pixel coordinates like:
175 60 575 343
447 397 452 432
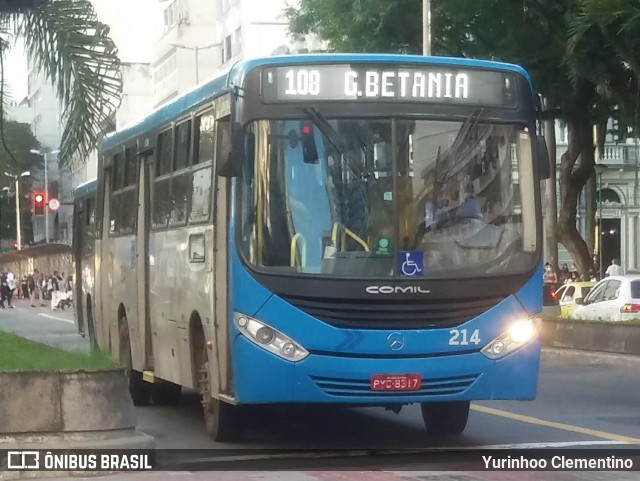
280 294 504 329
311 373 479 398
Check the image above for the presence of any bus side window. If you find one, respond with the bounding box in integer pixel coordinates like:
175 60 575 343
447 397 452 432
86 198 94 226
188 110 214 224
153 130 173 228
109 155 122 235
194 111 215 165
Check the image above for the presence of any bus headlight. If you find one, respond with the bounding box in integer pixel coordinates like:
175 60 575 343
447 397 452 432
234 313 309 362
481 318 540 359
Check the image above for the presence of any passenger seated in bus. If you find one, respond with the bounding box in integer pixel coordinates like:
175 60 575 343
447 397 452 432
457 183 482 219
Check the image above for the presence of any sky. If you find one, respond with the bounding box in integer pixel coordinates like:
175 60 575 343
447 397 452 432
4 36 27 102
3 0 161 103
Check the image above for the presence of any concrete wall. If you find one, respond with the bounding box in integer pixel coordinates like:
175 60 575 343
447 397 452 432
0 244 73 280
542 319 640 355
0 369 136 434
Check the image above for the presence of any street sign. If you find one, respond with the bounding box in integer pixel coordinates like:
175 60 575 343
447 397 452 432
48 198 60 211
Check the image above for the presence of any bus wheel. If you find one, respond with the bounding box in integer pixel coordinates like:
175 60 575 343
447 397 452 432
420 401 470 436
151 381 182 406
198 347 244 442
119 316 151 406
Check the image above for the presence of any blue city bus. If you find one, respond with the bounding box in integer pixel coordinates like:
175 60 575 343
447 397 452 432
92 53 549 441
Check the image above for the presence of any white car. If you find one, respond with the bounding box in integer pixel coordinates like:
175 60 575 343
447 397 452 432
572 274 640 322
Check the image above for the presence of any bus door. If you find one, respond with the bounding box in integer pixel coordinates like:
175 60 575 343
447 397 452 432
73 198 85 335
137 152 154 369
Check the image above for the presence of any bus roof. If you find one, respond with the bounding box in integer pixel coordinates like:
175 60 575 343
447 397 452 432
100 53 533 152
73 178 97 198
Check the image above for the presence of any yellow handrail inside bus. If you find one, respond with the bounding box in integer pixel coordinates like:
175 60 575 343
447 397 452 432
331 223 339 247
343 227 370 252
290 233 307 267
331 222 370 252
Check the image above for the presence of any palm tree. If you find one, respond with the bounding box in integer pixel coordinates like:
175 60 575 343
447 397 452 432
0 0 122 171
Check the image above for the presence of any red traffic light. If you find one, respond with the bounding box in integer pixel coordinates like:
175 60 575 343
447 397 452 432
33 192 45 215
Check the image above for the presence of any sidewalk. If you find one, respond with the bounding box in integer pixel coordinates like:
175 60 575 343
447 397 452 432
0 298 89 351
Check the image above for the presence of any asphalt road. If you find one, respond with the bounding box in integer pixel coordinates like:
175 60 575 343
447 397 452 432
4 299 640 480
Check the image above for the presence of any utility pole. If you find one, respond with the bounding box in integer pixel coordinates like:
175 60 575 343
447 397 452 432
423 0 431 55
44 151 49 243
15 177 21 250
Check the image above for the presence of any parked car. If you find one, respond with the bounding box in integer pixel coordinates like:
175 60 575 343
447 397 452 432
572 275 640 322
553 281 595 319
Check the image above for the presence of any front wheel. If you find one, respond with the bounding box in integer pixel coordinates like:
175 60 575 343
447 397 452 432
421 401 470 436
199 347 244 442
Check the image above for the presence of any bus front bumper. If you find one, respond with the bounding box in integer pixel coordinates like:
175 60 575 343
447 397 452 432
231 336 540 404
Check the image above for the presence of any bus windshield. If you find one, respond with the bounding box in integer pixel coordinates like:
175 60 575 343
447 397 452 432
239 115 537 279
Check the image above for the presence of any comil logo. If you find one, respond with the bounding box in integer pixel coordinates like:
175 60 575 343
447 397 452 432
7 451 40 470
365 285 431 295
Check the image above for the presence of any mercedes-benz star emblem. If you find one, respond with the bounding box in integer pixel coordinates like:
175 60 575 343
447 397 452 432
387 332 405 351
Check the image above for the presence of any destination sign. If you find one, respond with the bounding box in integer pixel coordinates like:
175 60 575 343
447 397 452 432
261 65 518 107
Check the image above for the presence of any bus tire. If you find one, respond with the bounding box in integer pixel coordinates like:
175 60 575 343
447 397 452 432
199 347 244 442
420 401 470 436
151 381 182 406
119 316 151 406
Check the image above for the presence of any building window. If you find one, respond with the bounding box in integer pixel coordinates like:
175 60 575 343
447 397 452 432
222 35 232 63
163 0 188 32
154 52 177 83
558 121 567 143
234 27 242 56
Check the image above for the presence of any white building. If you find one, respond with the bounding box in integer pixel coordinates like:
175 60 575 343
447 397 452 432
553 121 640 275
25 60 64 245
151 0 317 107
6 98 31 123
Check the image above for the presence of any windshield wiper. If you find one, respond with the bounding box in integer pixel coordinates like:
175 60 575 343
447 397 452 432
301 107 369 178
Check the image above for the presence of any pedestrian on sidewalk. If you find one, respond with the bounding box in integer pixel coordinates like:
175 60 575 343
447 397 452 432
50 271 64 311
30 269 46 307
605 258 624 277
0 271 13 309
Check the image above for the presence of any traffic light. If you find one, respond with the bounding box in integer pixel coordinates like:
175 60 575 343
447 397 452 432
300 123 318 164
33 193 45 216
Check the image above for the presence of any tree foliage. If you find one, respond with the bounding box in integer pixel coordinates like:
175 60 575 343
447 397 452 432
0 120 41 245
286 0 640 277
0 119 42 183
0 0 122 166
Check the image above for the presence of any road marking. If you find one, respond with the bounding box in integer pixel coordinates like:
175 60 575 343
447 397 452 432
38 313 75 324
161 441 630 466
471 404 640 443
458 440 628 449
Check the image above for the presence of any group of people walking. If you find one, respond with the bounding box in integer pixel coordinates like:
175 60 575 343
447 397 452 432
0 268 73 311
543 256 625 286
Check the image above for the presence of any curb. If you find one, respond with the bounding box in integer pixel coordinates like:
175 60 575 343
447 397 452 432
542 347 640 368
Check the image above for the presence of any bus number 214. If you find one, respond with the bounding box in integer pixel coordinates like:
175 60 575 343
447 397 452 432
449 329 481 346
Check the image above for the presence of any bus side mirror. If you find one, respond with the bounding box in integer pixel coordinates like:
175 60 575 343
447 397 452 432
217 121 242 177
536 136 550 180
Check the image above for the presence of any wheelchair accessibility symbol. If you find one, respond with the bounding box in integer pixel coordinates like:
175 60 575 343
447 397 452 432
399 251 424 277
